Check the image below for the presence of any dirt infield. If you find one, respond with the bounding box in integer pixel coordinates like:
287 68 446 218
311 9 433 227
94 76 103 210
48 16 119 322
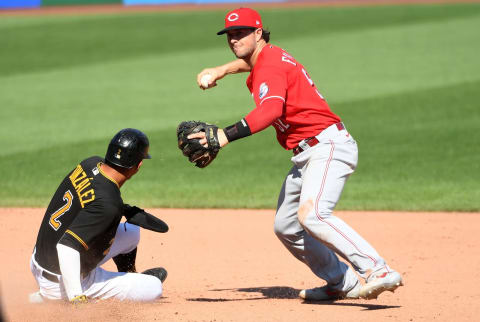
1 208 479 321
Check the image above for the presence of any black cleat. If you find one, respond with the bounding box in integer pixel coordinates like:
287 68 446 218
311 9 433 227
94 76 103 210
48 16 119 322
142 267 168 283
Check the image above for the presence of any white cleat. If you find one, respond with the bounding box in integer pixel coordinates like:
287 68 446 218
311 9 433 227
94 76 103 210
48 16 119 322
359 271 403 299
299 281 361 301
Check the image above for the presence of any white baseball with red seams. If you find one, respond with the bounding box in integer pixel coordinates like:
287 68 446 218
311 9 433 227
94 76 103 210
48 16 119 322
200 74 212 88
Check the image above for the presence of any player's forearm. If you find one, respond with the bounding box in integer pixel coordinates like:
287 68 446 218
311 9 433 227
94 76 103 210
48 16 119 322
56 243 83 301
223 119 252 144
244 98 284 133
220 59 251 75
223 99 283 144
198 60 251 89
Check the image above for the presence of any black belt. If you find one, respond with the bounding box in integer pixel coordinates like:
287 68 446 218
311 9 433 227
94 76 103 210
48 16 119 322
42 270 59 283
293 122 345 156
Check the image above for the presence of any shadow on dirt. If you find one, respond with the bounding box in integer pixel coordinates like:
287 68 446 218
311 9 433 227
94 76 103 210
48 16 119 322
187 286 299 302
187 286 401 310
231 286 300 299
302 300 401 310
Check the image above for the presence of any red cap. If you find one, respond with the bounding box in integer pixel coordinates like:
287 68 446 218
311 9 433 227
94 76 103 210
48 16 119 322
217 8 263 35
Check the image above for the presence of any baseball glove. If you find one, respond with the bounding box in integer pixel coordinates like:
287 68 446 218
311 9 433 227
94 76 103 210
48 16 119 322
177 121 220 168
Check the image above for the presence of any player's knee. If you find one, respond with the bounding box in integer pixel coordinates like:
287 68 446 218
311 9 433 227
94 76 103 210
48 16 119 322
298 199 314 226
124 223 141 249
314 203 334 219
273 215 288 238
137 275 163 301
300 200 335 226
122 274 163 301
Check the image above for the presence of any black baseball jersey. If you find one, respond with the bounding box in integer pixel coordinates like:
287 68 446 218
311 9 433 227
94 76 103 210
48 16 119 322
34 156 124 275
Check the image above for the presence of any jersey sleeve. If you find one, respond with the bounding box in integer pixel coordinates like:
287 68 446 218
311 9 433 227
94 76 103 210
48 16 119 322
58 200 121 253
245 66 287 133
245 98 284 134
251 66 287 107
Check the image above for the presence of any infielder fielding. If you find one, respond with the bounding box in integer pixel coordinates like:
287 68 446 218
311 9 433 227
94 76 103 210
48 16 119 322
30 128 168 304
178 8 403 300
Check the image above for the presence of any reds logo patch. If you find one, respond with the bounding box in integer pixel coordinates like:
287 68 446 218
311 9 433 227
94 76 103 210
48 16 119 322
228 13 239 22
259 82 269 99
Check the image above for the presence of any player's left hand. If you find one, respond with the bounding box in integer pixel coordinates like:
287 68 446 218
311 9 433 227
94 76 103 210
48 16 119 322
123 204 169 233
123 204 144 219
188 129 228 148
177 121 222 168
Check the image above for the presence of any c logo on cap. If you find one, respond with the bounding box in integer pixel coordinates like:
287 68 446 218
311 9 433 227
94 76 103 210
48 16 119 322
227 13 239 22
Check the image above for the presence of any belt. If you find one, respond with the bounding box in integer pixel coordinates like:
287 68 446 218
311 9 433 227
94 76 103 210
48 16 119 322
293 122 345 156
42 270 60 283
32 248 61 283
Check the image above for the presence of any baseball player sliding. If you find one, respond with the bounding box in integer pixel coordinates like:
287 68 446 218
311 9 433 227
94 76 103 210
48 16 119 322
179 8 403 300
30 128 168 304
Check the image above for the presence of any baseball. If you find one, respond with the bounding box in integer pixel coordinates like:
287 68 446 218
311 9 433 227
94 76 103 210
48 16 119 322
201 74 212 88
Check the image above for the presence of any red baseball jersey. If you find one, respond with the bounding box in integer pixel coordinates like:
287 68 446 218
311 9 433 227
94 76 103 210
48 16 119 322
245 45 340 150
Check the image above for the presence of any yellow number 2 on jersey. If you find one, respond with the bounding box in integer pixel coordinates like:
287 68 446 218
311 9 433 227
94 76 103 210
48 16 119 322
49 190 74 231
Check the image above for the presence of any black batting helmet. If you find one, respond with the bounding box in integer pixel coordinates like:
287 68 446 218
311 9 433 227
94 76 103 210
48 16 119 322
105 128 151 169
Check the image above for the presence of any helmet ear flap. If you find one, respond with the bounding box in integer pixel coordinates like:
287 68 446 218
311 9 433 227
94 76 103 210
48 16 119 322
105 128 150 168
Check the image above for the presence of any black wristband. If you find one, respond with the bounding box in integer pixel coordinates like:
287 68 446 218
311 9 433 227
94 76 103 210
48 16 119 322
223 119 252 142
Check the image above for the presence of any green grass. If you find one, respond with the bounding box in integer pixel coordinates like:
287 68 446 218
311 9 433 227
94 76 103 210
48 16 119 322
1 3 479 210
339 80 480 211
